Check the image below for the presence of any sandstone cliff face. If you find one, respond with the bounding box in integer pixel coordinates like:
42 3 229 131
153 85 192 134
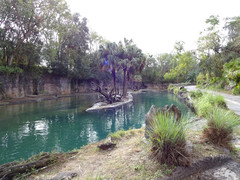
144 83 168 90
0 74 91 100
0 74 33 99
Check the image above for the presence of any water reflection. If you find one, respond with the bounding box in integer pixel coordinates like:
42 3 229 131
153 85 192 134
0 91 192 164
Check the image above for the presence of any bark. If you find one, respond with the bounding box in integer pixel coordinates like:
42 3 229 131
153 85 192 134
122 69 127 98
91 82 117 104
112 68 116 95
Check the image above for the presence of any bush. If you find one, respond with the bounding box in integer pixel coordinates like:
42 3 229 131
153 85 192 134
189 90 203 99
173 87 180 95
232 82 240 95
149 113 190 167
195 93 227 117
203 108 240 147
168 84 174 91
0 66 23 75
196 72 206 86
195 97 213 117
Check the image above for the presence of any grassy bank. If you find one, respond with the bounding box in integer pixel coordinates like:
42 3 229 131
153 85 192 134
27 127 238 180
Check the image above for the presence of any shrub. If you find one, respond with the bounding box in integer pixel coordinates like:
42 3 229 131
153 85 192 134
0 66 23 75
195 97 213 117
195 94 227 117
149 113 191 167
168 84 174 91
203 108 240 147
189 90 203 99
232 82 240 95
196 72 206 86
173 87 180 95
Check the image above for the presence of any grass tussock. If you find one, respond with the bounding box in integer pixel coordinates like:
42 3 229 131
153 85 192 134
203 108 240 147
149 113 191 167
195 93 227 117
108 128 141 141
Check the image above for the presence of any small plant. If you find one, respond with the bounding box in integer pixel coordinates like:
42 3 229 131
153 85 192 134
149 113 191 167
189 90 203 99
173 87 180 95
203 108 240 147
207 94 227 109
108 129 126 140
195 93 227 117
168 84 174 92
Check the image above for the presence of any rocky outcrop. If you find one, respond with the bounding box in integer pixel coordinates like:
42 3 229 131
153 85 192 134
144 83 169 90
145 104 181 139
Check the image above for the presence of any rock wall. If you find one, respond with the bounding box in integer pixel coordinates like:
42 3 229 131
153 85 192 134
0 73 169 100
0 74 33 99
0 74 91 100
144 83 169 90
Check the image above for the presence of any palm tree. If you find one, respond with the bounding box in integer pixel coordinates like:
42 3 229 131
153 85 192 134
120 39 145 98
99 42 121 95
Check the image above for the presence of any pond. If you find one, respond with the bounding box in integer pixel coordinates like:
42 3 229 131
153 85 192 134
0 91 192 165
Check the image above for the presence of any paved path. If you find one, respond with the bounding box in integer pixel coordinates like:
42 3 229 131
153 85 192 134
185 85 240 116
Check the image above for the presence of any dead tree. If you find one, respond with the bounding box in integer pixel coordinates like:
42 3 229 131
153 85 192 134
91 82 121 104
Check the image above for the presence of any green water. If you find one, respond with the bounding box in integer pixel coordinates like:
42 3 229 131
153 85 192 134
0 91 191 165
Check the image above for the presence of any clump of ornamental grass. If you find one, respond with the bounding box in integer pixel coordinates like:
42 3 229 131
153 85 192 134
203 108 240 147
149 113 191 167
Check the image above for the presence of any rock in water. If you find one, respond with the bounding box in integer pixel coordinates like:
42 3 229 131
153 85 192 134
145 104 181 139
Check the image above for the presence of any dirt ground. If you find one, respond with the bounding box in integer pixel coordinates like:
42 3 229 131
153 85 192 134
26 127 238 180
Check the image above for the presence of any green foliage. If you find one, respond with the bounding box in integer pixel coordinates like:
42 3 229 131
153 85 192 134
196 72 206 86
223 58 240 94
149 113 190 166
189 90 203 99
142 54 173 83
186 70 198 84
150 113 186 146
168 84 174 91
204 108 240 146
108 130 126 140
232 82 240 95
164 50 197 83
195 93 227 117
0 66 23 75
207 108 240 132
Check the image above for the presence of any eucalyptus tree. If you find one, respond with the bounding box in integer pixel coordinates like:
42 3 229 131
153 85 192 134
197 15 224 77
223 16 240 60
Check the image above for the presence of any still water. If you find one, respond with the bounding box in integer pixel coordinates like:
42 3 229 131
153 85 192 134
0 91 191 164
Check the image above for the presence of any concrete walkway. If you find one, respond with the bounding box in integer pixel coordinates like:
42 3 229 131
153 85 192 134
185 85 240 116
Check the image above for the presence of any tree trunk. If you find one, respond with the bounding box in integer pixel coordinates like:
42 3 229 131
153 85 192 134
2 48 6 65
8 55 13 66
123 69 128 98
112 68 116 95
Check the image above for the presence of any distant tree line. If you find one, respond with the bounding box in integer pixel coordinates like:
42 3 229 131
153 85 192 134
0 1 240 94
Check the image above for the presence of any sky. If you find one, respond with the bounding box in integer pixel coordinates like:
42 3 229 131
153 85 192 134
66 0 240 55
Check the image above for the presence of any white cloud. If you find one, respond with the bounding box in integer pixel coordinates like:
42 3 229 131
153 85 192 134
66 0 240 55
